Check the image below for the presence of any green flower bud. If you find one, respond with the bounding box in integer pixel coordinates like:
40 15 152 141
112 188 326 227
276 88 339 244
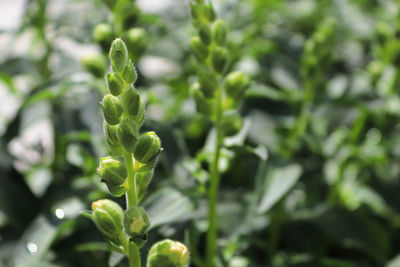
121 4 141 29
147 239 190 267
123 206 150 237
134 132 162 164
199 24 212 45
122 85 144 122
93 23 113 43
189 36 208 61
205 2 216 22
189 2 201 22
109 38 128 73
104 122 121 150
191 82 212 115
225 71 250 99
221 110 243 136
105 183 126 197
126 28 149 58
106 72 124 96
91 199 123 240
136 171 153 201
101 94 123 125
122 60 138 84
211 46 229 73
93 24 113 47
97 156 127 186
212 19 227 46
198 69 218 98
81 54 106 78
117 118 139 153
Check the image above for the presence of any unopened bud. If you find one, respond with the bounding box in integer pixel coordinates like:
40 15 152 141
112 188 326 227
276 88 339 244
136 171 153 201
212 19 227 46
189 36 208 61
117 118 139 153
81 54 106 78
123 206 150 238
225 71 250 98
191 83 212 115
97 156 127 186
91 199 123 240
106 73 124 96
221 110 243 136
109 38 128 72
105 183 126 197
93 24 113 47
122 85 144 122
126 28 149 58
104 122 121 149
122 60 137 84
211 46 229 73
206 2 216 22
134 132 162 164
199 24 212 45
101 94 123 125
198 69 218 98
147 239 190 267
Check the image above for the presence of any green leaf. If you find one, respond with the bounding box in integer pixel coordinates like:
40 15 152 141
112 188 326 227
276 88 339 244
144 187 194 229
257 163 302 213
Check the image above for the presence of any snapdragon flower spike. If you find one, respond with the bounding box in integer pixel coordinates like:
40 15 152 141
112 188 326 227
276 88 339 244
225 71 250 99
101 94 123 125
122 60 137 84
106 72 124 96
147 239 190 267
109 38 128 73
117 118 139 153
123 206 150 239
134 132 162 164
97 156 127 186
91 199 123 240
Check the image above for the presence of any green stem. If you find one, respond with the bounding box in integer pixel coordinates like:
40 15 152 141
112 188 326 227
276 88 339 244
124 151 141 267
206 87 223 267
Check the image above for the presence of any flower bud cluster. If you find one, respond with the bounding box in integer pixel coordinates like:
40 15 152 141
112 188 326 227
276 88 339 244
84 0 148 78
189 1 250 136
89 37 189 266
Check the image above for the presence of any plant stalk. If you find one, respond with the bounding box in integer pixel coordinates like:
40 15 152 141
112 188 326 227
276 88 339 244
124 151 141 267
206 87 223 267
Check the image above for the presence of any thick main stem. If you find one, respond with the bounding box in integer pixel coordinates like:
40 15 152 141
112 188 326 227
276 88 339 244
206 88 223 267
124 152 141 267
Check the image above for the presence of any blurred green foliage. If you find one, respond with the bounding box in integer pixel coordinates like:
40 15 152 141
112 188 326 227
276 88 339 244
2 0 400 266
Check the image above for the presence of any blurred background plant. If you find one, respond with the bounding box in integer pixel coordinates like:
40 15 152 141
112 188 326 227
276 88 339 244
2 0 400 267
